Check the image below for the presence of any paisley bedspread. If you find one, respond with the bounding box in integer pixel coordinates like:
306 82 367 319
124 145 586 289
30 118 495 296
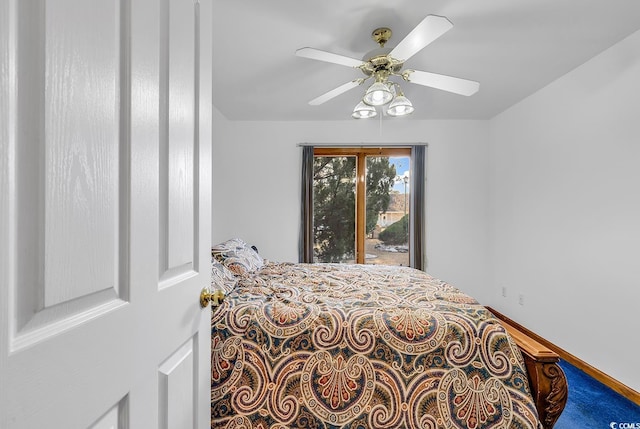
211 262 541 429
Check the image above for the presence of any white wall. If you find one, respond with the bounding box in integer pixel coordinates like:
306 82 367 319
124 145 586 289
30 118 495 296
212 111 492 300
490 30 640 391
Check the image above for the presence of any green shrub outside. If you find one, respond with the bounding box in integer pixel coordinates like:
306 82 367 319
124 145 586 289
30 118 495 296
379 215 408 245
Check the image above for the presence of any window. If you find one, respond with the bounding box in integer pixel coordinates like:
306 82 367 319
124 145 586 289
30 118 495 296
300 146 425 269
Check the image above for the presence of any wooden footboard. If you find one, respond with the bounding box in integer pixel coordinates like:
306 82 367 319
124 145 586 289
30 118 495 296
487 308 568 429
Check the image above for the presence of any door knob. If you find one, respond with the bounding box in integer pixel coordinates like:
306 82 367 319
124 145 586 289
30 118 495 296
200 288 225 308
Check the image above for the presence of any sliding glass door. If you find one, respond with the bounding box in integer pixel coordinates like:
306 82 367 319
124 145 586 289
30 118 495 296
311 148 411 265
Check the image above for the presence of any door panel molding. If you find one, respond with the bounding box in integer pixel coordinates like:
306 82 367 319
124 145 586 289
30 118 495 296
158 337 196 429
89 395 129 429
158 0 199 286
9 0 131 351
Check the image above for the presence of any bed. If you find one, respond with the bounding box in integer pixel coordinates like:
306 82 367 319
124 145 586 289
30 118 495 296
209 239 567 429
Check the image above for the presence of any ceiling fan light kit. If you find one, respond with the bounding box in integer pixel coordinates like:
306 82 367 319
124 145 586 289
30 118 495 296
363 79 394 106
295 14 479 119
386 94 415 117
352 101 378 119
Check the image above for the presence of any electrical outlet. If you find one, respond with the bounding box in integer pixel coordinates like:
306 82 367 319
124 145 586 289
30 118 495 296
502 287 507 298
518 294 524 306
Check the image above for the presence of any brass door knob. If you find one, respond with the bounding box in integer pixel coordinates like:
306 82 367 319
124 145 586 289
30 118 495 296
200 288 225 308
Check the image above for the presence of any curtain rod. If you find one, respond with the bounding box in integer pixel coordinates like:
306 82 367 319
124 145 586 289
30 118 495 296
297 143 427 148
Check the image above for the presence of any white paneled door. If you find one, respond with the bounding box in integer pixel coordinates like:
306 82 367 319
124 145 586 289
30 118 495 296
0 0 213 427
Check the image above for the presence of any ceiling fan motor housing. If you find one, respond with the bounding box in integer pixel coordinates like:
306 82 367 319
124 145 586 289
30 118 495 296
360 47 404 76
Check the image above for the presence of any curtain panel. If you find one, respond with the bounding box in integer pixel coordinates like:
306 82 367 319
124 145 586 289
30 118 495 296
298 146 314 263
410 145 426 270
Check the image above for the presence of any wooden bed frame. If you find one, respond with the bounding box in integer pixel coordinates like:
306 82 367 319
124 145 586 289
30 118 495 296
487 307 568 429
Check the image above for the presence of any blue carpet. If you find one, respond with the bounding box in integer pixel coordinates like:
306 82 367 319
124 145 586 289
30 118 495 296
554 360 640 429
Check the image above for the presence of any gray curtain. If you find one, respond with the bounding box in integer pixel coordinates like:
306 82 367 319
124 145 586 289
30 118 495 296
299 146 314 262
410 145 426 270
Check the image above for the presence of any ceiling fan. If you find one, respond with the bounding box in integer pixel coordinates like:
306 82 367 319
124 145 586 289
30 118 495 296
295 15 479 116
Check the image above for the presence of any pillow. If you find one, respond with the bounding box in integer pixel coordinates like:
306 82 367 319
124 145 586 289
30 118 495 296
211 238 264 276
210 257 237 293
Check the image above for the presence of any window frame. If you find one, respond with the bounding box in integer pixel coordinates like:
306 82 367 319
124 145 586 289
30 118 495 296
313 147 412 264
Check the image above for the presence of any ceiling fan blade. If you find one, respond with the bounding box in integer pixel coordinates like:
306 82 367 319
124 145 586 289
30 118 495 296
404 69 479 96
309 80 363 105
389 15 453 62
295 47 363 68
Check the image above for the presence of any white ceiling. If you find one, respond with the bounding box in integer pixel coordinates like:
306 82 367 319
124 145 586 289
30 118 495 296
212 0 640 121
